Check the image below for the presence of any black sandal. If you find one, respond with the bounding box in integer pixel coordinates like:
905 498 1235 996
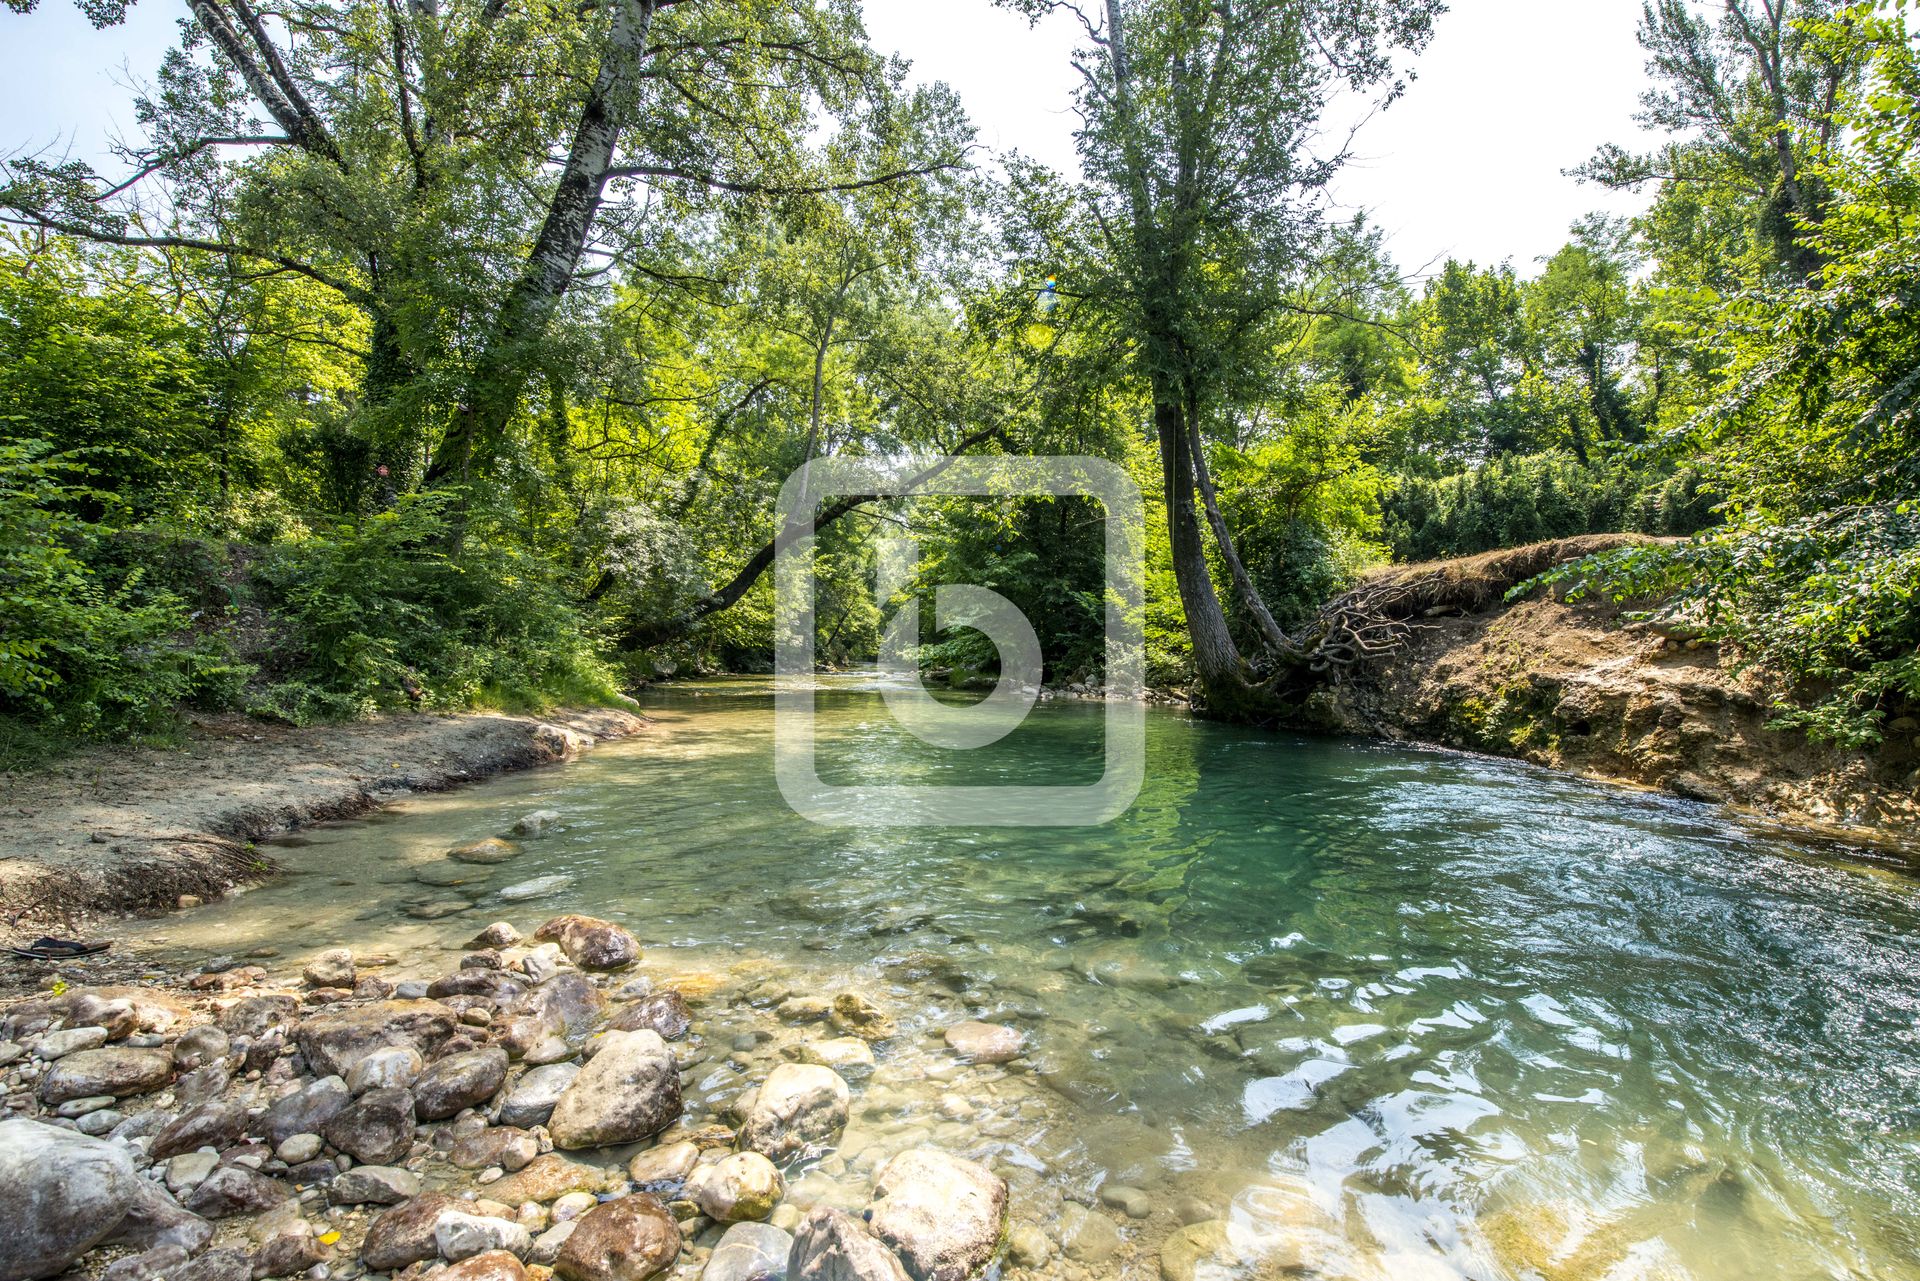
7 936 113 960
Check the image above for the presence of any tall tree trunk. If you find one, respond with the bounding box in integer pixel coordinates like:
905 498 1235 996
428 0 657 484
1152 387 1256 705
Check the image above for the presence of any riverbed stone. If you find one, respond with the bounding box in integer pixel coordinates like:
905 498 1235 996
171 1025 230 1072
275 1133 323 1164
787 1207 910 1281
611 991 692 1040
796 1038 875 1077
739 1064 849 1163
452 1126 541 1172
867 1149 1007 1281
105 1179 212 1255
1057 1205 1120 1264
512 810 563 837
443 1249 531 1281
553 1193 681 1281
1157 1221 1237 1281
688 1151 785 1223
705 1222 792 1281
329 1164 422 1205
534 915 641 971
775 997 831 1024
499 875 573 902
67 987 192 1035
295 999 457 1077
437 1211 534 1262
36 1026 109 1059
39 1046 173 1103
941 1023 1023 1065
1098 1184 1152 1220
548 1029 681 1150
215 994 297 1039
303 948 356 989
183 1166 287 1218
164 1151 219 1194
362 1192 461 1270
321 1085 416 1164
346 1044 424 1095
260 1075 349 1145
486 1154 616 1205
828 994 896 1042
452 838 522 865
415 1047 509 1119
500 1061 581 1126
169 1248 250 1281
0 1118 140 1281
1007 1224 1050 1268
250 1220 331 1279
150 1098 249 1160
627 1140 700 1191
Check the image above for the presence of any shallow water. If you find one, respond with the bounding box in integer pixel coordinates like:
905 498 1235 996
155 678 1920 1280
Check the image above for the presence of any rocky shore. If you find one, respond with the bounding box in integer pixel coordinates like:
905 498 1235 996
0 818 1264 1281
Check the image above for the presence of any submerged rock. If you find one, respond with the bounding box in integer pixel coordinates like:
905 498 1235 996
451 838 522 865
941 1022 1024 1065
0 1118 139 1281
688 1151 785 1223
512 809 563 837
828 993 896 1042
610 990 691 1040
787 1207 910 1281
499 875 574 902
867 1149 1007 1281
553 1193 681 1281
705 1222 793 1281
739 1064 849 1163
548 1029 681 1150
796 1038 875 1077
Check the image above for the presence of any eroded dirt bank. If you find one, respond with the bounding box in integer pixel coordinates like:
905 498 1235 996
0 708 650 923
1314 541 1920 848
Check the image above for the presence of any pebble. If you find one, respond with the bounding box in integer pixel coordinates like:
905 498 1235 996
1098 1184 1152 1219
278 1134 325 1164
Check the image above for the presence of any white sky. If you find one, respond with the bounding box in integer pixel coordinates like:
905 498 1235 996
2 0 1658 280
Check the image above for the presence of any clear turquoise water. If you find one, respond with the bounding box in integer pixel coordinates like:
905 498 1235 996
160 678 1920 1280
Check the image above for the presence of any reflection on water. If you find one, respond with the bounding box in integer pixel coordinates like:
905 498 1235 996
153 678 1920 1280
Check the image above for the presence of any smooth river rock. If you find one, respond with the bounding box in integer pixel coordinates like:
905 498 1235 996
499 1061 581 1127
705 1222 793 1281
260 1075 349 1146
534 915 641 970
547 1029 681 1150
450 838 522 865
553 1193 682 1281
322 1086 416 1165
362 1192 461 1270
787 1208 910 1281
39 1046 173 1104
739 1064 850 1163
295 999 457 1078
868 1149 1008 1281
941 1022 1024 1065
0 1118 139 1281
414 1047 509 1120
688 1151 785 1223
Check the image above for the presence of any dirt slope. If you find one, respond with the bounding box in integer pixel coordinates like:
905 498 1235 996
0 707 649 923
1315 541 1920 849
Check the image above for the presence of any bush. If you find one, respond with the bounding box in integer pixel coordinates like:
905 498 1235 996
1383 452 1717 562
250 491 619 721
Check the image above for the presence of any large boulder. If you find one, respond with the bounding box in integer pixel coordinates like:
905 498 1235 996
553 1194 681 1281
499 975 605 1060
64 987 192 1035
39 1047 173 1104
0 1118 139 1281
104 1179 212 1255
414 1047 509 1120
738 1065 849 1163
704 1223 793 1281
295 1000 457 1078
687 1152 784 1223
533 916 641 971
786 1208 910 1281
322 1086 416 1165
867 1149 1007 1281
547 1030 681 1150
362 1192 460 1271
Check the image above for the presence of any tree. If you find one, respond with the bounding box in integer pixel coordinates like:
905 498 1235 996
996 0 1440 717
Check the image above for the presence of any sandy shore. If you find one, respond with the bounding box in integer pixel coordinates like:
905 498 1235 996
0 707 651 925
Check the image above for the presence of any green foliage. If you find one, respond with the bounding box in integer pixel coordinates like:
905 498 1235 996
1385 452 1716 562
252 492 618 722
0 441 232 747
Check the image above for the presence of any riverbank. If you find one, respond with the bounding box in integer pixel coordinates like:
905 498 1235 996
0 708 651 926
1318 544 1920 849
